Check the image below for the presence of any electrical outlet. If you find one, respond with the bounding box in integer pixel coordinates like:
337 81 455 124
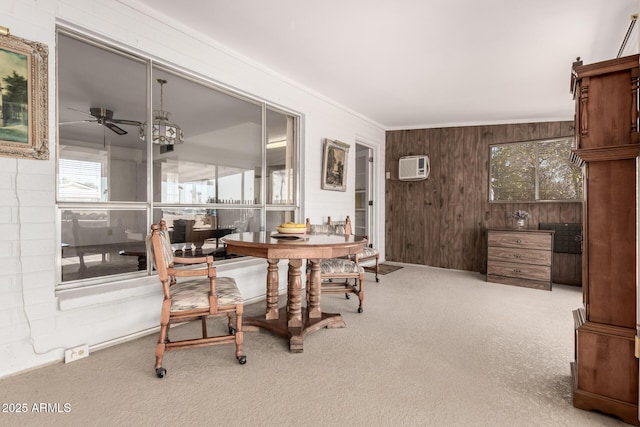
64 344 89 363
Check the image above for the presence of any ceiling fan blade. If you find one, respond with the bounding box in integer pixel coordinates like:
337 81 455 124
59 120 97 126
111 118 142 126
104 122 128 135
62 107 139 136
67 107 96 119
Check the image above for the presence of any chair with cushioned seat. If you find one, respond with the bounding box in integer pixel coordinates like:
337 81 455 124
306 217 365 313
147 220 246 378
328 216 380 283
354 246 380 282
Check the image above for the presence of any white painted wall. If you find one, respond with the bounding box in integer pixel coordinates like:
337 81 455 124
0 0 385 377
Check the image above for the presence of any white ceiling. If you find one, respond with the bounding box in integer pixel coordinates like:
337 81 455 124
123 0 639 130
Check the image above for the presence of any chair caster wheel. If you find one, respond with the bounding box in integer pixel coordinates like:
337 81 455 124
229 327 236 335
345 293 350 299
237 355 247 365
376 277 380 282
156 367 166 378
357 307 363 313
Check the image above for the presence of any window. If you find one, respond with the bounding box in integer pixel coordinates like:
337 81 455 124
56 30 300 287
58 157 104 202
489 137 582 202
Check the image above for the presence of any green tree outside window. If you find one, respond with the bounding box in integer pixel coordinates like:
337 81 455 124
489 138 582 202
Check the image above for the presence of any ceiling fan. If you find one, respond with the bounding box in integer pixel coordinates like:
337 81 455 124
60 107 142 135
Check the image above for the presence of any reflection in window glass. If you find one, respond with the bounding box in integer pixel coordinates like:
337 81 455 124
60 209 147 282
266 108 296 205
59 157 105 202
156 160 257 204
153 207 259 260
270 169 292 204
151 67 262 205
218 166 255 203
489 137 582 202
157 159 216 204
57 32 300 286
266 210 296 232
57 33 148 204
155 207 259 235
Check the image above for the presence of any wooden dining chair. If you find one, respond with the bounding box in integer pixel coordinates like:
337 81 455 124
306 217 365 313
147 220 246 378
328 216 380 283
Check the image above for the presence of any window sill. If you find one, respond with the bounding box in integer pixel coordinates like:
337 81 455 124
57 257 267 311
57 276 159 311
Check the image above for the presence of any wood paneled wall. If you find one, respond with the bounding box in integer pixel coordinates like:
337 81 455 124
385 121 581 274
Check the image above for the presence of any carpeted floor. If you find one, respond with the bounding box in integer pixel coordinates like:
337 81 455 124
0 262 627 426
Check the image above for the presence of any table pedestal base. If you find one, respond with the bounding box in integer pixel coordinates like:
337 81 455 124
244 307 345 353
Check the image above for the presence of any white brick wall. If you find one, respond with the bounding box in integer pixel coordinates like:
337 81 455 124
0 0 385 378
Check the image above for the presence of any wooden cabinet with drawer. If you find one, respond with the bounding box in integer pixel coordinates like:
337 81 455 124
486 229 554 290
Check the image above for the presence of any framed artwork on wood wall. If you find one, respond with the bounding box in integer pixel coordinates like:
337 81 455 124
321 138 350 191
0 29 48 160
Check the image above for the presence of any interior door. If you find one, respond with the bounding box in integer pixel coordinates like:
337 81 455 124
355 143 373 245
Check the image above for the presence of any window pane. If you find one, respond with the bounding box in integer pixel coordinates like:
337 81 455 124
58 34 148 203
155 207 259 235
538 138 583 200
489 142 536 201
489 138 582 202
153 207 259 260
156 158 216 204
151 68 262 205
266 210 297 232
59 157 105 202
56 33 301 287
218 166 255 204
61 209 147 282
266 109 296 205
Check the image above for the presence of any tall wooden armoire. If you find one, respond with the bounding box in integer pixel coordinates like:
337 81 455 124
570 54 639 425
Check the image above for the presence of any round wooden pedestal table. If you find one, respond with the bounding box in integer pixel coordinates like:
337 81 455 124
222 231 367 353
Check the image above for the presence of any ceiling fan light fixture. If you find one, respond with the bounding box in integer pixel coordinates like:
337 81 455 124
141 78 184 145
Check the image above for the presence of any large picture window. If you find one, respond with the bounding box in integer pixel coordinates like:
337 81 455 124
56 30 300 287
489 137 582 202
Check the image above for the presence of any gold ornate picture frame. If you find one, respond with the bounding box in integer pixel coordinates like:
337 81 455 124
0 30 48 160
321 138 349 191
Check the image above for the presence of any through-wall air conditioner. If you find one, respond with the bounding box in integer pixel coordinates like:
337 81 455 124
399 155 430 181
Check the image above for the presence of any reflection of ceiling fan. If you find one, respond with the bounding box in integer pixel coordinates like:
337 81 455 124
60 107 142 135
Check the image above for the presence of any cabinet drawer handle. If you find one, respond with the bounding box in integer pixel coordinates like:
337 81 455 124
513 254 521 258
515 239 522 244
513 269 521 273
